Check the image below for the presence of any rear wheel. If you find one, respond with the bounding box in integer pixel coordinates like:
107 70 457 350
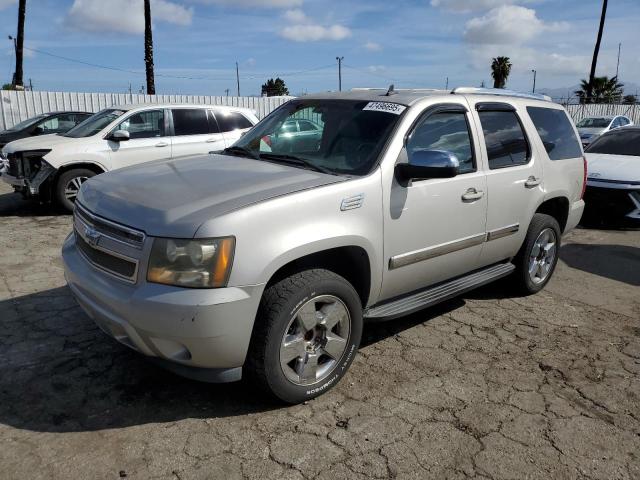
513 213 561 294
55 168 95 211
245 269 363 404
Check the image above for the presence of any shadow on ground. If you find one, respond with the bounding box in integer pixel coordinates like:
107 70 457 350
560 243 640 287
0 191 67 217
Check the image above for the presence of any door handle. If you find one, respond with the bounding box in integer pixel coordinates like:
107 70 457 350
525 176 541 188
205 138 219 143
155 142 169 148
462 188 484 202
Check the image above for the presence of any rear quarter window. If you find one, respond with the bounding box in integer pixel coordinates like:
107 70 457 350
527 107 583 160
215 111 253 132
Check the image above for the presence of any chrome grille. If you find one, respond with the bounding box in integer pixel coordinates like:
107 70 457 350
75 203 145 249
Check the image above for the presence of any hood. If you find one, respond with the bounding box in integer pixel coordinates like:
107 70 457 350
1 133 78 154
78 154 345 238
578 127 605 138
0 131 24 147
585 153 640 183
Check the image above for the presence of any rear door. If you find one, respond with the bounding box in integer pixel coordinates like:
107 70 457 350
170 108 225 157
214 110 255 146
107 108 172 168
470 101 544 266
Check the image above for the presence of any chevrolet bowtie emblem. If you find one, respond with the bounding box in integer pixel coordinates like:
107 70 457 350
84 225 100 247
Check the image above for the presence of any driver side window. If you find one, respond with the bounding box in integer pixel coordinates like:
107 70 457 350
116 110 165 139
407 111 476 174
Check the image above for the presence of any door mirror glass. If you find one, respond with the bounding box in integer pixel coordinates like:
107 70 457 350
110 129 130 142
395 150 459 183
32 126 44 135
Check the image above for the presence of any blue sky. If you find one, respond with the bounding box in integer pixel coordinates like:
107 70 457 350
1 0 639 97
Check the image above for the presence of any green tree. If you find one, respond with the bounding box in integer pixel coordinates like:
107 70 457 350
575 76 623 104
144 0 155 95
623 94 637 105
491 57 512 89
261 78 289 97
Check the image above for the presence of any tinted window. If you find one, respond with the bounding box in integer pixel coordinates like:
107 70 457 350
407 111 475 174
478 111 529 169
116 110 165 139
280 121 297 133
64 109 126 138
216 111 253 132
527 107 583 160
298 120 318 132
38 113 78 133
576 117 610 128
172 108 215 136
586 130 640 156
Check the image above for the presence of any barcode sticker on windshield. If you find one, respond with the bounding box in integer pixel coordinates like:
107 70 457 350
363 102 407 115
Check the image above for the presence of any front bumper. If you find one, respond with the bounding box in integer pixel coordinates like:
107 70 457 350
62 233 265 381
583 180 640 226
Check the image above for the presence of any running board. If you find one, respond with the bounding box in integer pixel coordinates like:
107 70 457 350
364 263 515 320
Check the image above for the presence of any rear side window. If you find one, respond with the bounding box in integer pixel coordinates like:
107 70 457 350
527 107 583 160
478 111 530 169
172 109 216 136
215 111 253 132
586 130 640 156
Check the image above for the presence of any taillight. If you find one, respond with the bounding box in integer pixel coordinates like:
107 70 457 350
581 155 588 199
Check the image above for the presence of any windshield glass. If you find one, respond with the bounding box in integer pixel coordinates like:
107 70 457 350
63 109 126 138
229 99 406 176
6 114 47 132
576 117 610 128
586 130 640 156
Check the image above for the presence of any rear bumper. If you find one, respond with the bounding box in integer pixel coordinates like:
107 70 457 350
565 199 585 233
62 233 265 380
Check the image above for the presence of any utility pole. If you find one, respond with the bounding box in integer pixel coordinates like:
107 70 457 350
615 42 621 79
531 69 537 93
144 0 155 95
225 88 229 98
336 56 344 92
13 0 26 88
445 77 449 90
235 62 240 97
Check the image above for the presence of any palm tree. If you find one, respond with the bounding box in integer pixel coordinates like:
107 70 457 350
144 0 155 95
586 0 608 102
491 57 512 89
575 76 623 104
13 0 26 88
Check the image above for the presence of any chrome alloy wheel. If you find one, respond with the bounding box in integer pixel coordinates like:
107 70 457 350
64 176 89 201
279 295 351 386
528 227 557 285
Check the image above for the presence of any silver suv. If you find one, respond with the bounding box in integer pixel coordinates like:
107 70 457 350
62 87 586 403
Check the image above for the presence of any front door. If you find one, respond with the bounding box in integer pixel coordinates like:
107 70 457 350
381 103 488 301
107 109 171 169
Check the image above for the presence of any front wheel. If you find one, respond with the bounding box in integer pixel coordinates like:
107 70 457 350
55 168 96 212
245 269 363 404
513 213 561 295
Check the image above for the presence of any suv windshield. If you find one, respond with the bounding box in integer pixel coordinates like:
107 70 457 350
586 130 640 157
576 118 611 128
6 114 47 132
63 109 126 138
228 99 406 176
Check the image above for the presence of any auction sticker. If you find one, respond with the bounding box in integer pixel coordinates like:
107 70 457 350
363 102 407 115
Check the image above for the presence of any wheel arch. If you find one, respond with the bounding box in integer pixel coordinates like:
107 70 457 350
535 196 570 232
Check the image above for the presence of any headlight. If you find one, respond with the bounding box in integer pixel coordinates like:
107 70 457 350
147 237 235 288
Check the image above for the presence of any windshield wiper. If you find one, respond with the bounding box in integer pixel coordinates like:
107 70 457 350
221 145 259 159
259 153 337 176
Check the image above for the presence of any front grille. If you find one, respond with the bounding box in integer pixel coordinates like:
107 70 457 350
75 203 145 249
584 186 636 218
75 232 137 280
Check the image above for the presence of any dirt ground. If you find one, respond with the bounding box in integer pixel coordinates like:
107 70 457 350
0 182 638 480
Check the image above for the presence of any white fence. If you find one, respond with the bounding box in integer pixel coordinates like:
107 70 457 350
0 90 292 130
563 103 640 125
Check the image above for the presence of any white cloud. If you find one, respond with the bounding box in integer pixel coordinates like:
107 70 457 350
364 41 382 52
67 0 193 35
0 0 16 11
283 8 309 23
431 0 535 13
464 6 567 45
367 65 386 73
280 24 351 42
192 0 302 7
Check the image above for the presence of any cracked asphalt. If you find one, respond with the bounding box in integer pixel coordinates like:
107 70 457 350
0 182 639 480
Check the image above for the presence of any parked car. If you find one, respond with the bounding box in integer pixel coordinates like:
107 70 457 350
576 115 633 147
1 104 258 210
264 118 323 152
62 87 586 403
583 126 640 227
0 111 91 151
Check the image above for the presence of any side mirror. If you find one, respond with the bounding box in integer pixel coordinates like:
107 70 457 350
395 150 459 183
32 126 44 135
110 130 130 142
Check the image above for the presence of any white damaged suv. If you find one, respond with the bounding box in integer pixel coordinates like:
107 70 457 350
1 104 258 210
62 87 586 403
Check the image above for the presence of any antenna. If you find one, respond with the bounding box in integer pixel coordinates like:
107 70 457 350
385 84 396 96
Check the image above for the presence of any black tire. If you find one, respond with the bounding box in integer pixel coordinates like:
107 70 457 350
513 213 562 295
55 168 96 212
245 269 363 404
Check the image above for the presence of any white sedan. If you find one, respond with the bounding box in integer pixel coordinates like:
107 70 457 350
583 126 640 226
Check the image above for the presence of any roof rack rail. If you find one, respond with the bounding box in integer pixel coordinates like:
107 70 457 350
351 87 445 93
451 87 551 102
